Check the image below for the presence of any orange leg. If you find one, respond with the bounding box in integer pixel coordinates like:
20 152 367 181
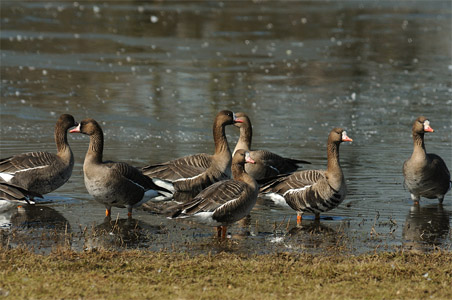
105 208 111 217
127 211 132 219
296 213 302 225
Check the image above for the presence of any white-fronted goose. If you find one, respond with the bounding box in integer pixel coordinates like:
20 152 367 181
170 149 259 238
233 112 310 180
0 114 77 195
142 110 243 194
70 118 171 218
403 116 451 204
259 128 352 225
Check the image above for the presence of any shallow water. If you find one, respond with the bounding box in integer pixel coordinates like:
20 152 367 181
1 1 451 254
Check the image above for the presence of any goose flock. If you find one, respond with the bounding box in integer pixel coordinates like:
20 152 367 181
0 112 450 238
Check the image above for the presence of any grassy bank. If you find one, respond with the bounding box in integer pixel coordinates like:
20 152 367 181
1 248 451 299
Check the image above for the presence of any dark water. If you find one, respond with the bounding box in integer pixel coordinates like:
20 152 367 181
1 1 451 254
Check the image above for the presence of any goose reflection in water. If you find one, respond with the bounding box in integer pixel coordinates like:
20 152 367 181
278 220 342 250
84 216 165 251
0 205 70 250
402 203 450 251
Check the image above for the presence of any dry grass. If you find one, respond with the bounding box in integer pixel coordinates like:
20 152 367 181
1 247 451 299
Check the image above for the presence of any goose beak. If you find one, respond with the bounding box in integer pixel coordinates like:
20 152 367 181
232 112 244 123
69 123 81 133
245 152 256 164
424 125 434 132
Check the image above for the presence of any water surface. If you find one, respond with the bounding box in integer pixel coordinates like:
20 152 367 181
1 1 451 254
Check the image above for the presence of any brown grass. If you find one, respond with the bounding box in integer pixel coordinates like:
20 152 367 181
1 247 451 299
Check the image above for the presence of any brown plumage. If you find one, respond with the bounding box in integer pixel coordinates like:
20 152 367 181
259 128 352 224
170 149 259 238
0 178 42 205
70 118 171 218
142 110 243 194
0 114 77 195
233 112 310 180
403 116 451 204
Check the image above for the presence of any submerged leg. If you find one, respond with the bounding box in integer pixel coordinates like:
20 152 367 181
127 207 133 219
315 213 320 221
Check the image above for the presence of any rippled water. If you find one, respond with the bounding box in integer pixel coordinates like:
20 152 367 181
1 1 451 254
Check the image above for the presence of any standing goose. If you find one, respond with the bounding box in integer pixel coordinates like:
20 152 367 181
233 112 310 180
0 114 77 195
70 118 170 218
403 116 451 204
259 128 352 225
142 110 243 194
170 149 259 238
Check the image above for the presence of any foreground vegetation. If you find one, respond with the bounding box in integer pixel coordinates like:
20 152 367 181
1 248 451 299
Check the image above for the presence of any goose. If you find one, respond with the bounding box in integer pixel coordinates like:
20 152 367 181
70 118 171 218
403 116 451 204
233 112 310 180
259 128 352 225
0 114 77 195
170 149 259 238
142 110 243 195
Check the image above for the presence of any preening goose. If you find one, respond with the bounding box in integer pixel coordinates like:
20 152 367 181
0 114 77 195
403 116 451 204
170 149 259 238
233 112 310 180
259 128 352 225
142 110 243 195
70 118 171 218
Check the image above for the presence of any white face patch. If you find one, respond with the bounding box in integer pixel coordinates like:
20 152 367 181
423 120 430 130
342 131 348 140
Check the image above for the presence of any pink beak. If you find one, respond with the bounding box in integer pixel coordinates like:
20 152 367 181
69 123 81 133
342 134 353 142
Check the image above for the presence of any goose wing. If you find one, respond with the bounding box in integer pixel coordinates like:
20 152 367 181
142 153 212 180
251 149 310 175
0 152 56 174
260 169 325 194
172 180 247 217
106 161 171 194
